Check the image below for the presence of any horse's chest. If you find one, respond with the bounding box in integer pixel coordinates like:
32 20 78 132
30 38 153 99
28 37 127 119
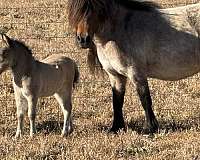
96 43 127 76
97 49 111 69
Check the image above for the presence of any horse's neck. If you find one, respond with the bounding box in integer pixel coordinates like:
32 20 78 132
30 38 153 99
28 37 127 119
11 55 36 86
95 6 128 44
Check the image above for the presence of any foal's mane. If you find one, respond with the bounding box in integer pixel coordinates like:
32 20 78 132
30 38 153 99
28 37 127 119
67 0 159 27
11 39 33 56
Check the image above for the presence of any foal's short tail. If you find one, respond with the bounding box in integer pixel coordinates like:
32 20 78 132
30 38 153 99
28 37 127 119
73 63 79 87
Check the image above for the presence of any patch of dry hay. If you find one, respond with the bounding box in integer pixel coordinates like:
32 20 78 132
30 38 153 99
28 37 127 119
0 0 200 159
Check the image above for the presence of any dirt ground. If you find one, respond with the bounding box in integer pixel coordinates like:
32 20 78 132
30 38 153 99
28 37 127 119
0 0 200 159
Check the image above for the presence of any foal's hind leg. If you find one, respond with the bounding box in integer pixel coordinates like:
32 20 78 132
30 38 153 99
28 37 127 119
108 73 127 133
134 74 159 134
27 96 38 137
54 92 72 136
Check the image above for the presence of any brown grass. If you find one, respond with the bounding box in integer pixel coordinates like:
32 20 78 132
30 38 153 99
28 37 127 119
0 0 200 159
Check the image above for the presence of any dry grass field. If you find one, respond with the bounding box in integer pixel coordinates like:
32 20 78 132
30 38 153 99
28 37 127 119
0 0 200 159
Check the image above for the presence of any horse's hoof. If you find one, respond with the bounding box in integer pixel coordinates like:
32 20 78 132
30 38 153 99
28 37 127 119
142 119 159 134
142 127 158 135
109 124 126 134
109 128 119 134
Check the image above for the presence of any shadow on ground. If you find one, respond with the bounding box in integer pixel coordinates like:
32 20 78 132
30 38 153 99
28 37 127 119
0 120 64 136
128 116 200 134
37 120 63 135
1 117 200 137
95 116 200 135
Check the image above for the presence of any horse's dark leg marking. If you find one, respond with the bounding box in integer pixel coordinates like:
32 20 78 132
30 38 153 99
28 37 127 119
109 74 127 133
111 86 126 132
134 76 159 134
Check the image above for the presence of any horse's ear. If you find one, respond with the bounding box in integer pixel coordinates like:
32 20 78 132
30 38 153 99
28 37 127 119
1 34 12 47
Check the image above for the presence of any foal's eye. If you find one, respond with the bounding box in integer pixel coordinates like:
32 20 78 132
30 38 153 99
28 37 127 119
0 51 8 62
2 51 8 58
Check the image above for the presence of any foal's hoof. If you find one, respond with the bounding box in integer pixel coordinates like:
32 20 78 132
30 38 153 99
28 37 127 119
61 132 71 137
15 134 22 139
142 119 159 134
30 133 36 138
61 127 73 137
15 131 22 139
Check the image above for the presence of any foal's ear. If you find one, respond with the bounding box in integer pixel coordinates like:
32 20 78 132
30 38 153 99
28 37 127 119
1 34 13 47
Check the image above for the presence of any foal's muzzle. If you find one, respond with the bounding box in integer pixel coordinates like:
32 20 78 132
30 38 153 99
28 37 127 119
76 34 91 49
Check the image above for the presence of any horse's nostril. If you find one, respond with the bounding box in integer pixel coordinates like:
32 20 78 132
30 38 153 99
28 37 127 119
76 34 91 48
85 36 91 44
77 35 82 43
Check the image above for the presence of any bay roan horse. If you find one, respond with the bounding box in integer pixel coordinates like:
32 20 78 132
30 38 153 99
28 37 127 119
0 34 79 138
68 0 200 134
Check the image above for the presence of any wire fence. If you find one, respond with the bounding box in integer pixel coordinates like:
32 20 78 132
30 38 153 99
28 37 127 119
0 0 200 134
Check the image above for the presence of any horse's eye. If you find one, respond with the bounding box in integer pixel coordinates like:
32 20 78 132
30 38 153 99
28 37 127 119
0 56 3 62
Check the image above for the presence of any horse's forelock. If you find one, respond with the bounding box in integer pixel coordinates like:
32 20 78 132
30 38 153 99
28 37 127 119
67 0 114 28
68 0 89 27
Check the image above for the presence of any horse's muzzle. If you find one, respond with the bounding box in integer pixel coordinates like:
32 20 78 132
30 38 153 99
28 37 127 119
76 35 91 49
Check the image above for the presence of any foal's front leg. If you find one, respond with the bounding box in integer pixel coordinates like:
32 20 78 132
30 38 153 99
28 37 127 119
108 73 127 133
27 96 38 137
15 92 27 138
134 75 159 134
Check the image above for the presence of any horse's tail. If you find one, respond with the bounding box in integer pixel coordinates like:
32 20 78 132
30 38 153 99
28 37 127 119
73 62 79 87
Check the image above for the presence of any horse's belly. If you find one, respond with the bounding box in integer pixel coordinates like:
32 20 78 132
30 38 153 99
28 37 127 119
148 65 200 81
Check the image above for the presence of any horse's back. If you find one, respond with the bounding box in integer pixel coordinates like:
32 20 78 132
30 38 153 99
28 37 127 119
161 3 200 36
160 2 200 13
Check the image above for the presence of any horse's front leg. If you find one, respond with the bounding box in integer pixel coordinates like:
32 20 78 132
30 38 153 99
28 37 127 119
27 96 38 137
134 74 159 134
108 73 127 133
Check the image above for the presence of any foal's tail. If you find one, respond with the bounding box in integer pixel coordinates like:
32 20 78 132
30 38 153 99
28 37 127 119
73 63 79 87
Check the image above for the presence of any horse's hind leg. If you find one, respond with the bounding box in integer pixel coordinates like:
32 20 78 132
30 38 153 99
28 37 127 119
108 73 127 133
54 92 72 136
134 74 159 134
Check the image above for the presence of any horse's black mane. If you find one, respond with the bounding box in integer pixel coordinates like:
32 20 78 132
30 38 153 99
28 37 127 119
11 39 33 56
68 0 159 28
116 0 160 11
